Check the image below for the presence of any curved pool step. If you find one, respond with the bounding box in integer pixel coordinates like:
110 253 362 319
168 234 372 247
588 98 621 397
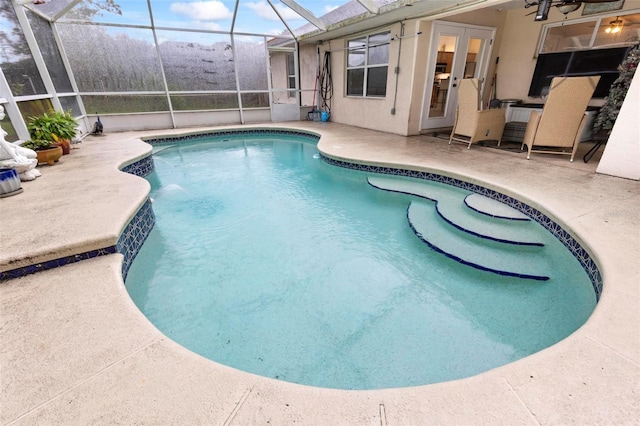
408 201 550 281
436 197 544 247
368 176 543 247
465 193 530 221
367 176 454 202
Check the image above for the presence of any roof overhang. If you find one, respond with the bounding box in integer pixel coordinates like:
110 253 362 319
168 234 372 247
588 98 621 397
297 0 514 44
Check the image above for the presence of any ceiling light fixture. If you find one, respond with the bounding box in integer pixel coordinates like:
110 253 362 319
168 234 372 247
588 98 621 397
605 17 623 33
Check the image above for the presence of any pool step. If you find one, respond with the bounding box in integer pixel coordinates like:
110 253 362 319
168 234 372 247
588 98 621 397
436 197 544 247
408 201 550 281
367 176 549 280
464 193 530 221
368 176 543 246
368 176 453 202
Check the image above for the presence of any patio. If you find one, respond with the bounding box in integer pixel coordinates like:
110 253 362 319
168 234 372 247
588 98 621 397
1 122 638 424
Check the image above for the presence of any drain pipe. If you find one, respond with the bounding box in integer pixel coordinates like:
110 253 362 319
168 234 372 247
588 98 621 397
316 44 321 111
390 22 404 115
390 22 421 116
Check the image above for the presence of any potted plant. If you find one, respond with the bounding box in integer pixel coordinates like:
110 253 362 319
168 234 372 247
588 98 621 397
27 109 78 155
21 139 63 166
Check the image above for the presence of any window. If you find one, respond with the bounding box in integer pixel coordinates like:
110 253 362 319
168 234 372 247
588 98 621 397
346 31 390 97
287 53 296 98
538 11 640 54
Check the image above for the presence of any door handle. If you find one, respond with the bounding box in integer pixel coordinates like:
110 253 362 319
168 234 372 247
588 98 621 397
452 83 457 87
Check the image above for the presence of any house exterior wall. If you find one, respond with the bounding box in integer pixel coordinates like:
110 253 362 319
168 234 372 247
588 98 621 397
315 12 507 136
309 2 639 137
407 19 433 135
299 44 317 107
317 20 421 135
497 7 574 103
496 2 640 104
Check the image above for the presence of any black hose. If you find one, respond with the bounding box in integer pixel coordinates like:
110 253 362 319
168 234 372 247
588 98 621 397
319 51 332 113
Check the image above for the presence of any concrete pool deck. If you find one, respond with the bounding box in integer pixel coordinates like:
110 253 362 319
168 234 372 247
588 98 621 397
1 122 638 424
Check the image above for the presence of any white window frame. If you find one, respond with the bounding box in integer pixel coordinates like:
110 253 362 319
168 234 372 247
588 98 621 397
287 52 296 98
537 9 640 54
345 31 391 98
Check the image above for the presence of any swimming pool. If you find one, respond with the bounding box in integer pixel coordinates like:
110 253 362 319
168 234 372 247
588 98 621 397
125 131 596 390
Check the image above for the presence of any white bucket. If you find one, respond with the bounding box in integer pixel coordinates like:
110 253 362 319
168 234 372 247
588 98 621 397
0 168 23 198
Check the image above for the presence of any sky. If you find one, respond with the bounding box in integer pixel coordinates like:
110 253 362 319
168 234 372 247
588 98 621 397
86 0 345 36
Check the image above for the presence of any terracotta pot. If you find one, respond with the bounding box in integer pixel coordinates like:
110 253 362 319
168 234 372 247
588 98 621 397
56 139 71 155
36 146 63 166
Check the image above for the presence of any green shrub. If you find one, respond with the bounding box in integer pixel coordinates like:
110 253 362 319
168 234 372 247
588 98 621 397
27 109 78 142
21 139 56 151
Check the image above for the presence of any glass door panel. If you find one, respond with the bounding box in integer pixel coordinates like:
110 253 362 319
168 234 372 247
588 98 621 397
428 34 456 119
464 38 482 78
421 23 494 130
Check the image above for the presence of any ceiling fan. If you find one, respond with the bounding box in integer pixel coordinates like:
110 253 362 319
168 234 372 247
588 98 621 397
523 0 622 21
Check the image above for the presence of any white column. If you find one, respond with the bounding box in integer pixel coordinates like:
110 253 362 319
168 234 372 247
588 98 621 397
596 70 640 180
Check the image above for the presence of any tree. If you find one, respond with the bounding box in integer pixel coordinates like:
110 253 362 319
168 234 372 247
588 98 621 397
0 2 31 59
593 43 640 134
0 0 122 62
65 0 122 21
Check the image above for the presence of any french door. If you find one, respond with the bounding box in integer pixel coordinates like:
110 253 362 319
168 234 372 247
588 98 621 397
420 22 495 130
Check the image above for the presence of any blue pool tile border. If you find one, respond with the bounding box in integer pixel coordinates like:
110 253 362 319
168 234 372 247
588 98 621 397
144 128 320 146
322 154 603 300
2 129 602 303
117 197 155 281
122 155 155 177
134 135 602 298
0 156 155 282
0 247 118 281
0 130 317 282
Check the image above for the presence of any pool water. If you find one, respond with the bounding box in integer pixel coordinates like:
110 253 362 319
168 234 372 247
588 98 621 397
126 134 596 390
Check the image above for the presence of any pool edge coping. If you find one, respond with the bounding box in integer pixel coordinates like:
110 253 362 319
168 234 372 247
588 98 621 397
0 126 604 303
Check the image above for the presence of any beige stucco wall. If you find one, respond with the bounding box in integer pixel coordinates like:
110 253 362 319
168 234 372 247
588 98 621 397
407 19 433 135
299 44 317 107
496 2 640 104
497 7 576 103
316 20 422 135
313 11 507 136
